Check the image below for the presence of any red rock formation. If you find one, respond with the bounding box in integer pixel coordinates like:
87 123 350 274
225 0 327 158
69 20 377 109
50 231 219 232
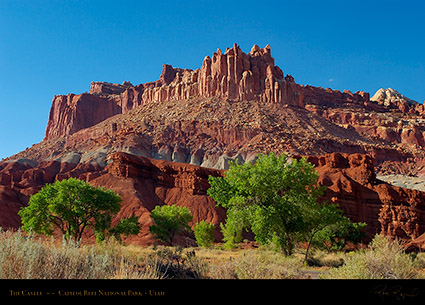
308 153 425 242
0 153 226 245
100 152 226 244
45 93 122 140
7 43 425 249
146 44 303 106
406 233 425 252
302 85 369 108
2 152 425 247
89 81 134 95
40 43 425 179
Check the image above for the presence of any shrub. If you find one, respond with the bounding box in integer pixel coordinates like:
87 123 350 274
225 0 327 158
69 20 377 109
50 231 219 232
0 230 112 279
108 215 141 242
313 220 367 252
322 234 423 279
194 220 215 248
208 259 238 279
146 246 208 279
219 216 244 250
305 250 345 267
209 250 306 279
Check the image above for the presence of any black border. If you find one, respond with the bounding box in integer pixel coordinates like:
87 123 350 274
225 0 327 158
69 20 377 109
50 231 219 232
1 279 424 303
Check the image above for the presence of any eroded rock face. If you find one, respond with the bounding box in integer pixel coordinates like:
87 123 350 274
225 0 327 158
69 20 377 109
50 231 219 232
308 153 425 242
39 44 425 178
45 93 123 140
2 152 424 246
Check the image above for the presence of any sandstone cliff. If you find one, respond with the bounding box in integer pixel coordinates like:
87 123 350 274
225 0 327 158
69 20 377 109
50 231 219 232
308 153 425 242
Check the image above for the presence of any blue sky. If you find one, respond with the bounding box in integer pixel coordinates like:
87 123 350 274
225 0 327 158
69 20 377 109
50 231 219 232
1 0 424 160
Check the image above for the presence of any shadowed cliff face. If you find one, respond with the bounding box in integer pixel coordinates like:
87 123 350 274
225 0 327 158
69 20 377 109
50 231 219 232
1 152 424 246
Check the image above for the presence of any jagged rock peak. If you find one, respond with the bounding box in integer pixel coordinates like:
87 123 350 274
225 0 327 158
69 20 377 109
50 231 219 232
89 81 134 95
90 43 303 107
371 88 418 106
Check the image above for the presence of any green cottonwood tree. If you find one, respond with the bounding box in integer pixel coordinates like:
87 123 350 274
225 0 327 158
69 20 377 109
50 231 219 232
18 178 140 243
149 205 193 246
207 153 359 256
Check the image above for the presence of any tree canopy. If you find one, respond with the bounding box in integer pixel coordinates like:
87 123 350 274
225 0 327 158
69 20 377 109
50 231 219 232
207 153 365 255
149 205 193 246
19 178 140 243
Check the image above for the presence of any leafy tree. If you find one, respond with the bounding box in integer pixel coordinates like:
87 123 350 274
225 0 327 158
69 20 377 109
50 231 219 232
219 210 245 249
313 219 367 252
149 205 193 246
108 215 141 242
18 178 140 243
207 153 362 256
302 202 355 262
193 220 215 248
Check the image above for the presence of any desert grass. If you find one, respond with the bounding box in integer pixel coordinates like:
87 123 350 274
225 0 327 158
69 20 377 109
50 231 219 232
0 229 160 279
1 229 424 279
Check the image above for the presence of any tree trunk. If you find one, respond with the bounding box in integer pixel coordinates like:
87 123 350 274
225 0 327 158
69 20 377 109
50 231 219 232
304 230 318 264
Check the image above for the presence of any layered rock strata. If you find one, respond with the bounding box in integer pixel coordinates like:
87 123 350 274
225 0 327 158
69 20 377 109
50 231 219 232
4 43 425 249
39 44 425 177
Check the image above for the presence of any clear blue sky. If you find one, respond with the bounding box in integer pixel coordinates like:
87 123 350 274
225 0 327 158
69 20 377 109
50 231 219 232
1 0 424 160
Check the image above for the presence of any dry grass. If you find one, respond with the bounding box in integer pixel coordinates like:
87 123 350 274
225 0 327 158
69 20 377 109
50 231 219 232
0 230 160 279
321 235 425 279
1 230 425 279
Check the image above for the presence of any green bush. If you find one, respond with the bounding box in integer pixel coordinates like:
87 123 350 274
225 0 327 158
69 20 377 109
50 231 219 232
194 220 215 248
219 216 244 250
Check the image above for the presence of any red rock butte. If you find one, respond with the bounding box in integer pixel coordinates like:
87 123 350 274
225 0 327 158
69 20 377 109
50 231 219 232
45 43 307 140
